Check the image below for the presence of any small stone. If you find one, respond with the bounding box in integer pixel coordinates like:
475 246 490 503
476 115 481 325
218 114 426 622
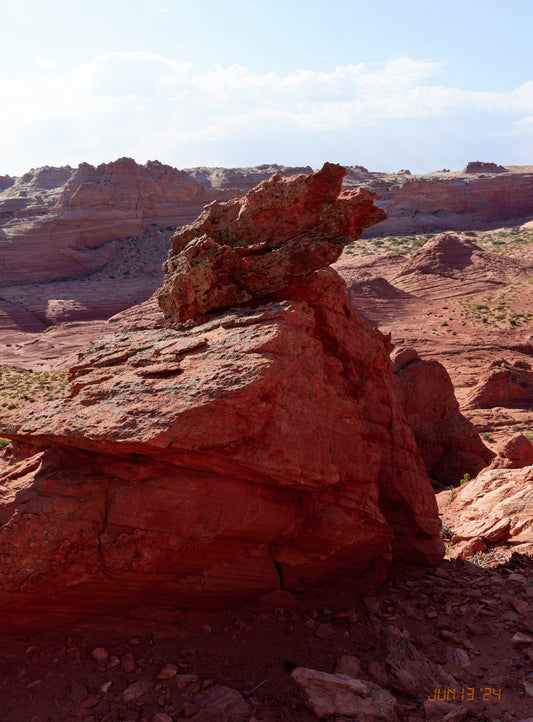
524 680 533 697
291 668 396 720
157 663 178 680
121 652 136 673
71 681 88 702
152 714 173 722
183 702 200 717
447 648 470 668
91 647 108 662
100 681 112 693
176 674 199 691
509 597 529 614
304 619 316 630
335 656 361 678
460 537 487 560
195 684 250 718
202 625 212 633
512 632 533 645
315 623 334 639
442 705 468 722
80 694 103 709
107 655 120 669
122 680 152 702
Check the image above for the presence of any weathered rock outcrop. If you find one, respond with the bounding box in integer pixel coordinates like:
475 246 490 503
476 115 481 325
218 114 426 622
392 347 495 485
0 163 444 614
465 358 533 408
488 433 533 469
0 159 233 331
158 162 385 323
444 464 533 548
392 233 531 296
2 160 533 337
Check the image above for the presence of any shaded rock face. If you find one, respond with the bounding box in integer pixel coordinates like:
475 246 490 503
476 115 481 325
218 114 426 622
0 164 443 615
392 348 494 485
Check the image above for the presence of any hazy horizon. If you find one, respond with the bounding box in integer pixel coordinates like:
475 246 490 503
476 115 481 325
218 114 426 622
1 0 532 176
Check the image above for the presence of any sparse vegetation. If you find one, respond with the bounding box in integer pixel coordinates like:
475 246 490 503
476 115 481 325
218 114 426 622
455 285 533 329
0 365 70 407
344 225 533 260
0 438 11 449
459 472 471 486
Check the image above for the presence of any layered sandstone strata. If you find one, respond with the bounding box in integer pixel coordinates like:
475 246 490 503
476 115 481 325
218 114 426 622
0 163 444 614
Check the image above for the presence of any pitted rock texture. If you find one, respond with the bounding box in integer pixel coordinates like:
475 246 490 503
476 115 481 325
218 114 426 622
0 165 443 614
392 347 494 485
157 163 385 323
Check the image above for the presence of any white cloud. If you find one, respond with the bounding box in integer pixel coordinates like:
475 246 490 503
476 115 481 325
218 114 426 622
0 51 531 174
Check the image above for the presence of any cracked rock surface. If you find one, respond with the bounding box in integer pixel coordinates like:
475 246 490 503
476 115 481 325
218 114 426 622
0 163 443 615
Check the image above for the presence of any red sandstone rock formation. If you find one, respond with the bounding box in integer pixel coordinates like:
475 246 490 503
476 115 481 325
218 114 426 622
465 358 533 408
158 162 385 323
443 464 533 551
193 163 533 237
393 233 530 295
2 160 533 338
0 164 443 615
391 347 494 485
488 433 533 469
0 159 233 331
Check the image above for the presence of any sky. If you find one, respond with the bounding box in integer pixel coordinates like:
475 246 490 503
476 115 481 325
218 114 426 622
0 0 532 175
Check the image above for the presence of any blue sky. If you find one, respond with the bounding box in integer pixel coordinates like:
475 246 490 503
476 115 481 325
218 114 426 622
1 0 532 175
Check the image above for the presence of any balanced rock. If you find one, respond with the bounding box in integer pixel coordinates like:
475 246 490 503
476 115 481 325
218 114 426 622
0 164 443 615
157 162 385 323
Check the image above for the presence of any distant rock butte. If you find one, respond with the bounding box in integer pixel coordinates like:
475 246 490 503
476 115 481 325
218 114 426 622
0 163 444 615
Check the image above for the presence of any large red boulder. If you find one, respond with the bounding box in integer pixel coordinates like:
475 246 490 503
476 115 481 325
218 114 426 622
392 347 495 485
0 164 443 615
465 359 533 409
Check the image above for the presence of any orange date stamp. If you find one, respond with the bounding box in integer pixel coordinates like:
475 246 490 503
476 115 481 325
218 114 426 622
427 687 502 702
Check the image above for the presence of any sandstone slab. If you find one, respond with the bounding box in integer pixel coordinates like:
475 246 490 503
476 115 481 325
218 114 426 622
291 667 398 720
